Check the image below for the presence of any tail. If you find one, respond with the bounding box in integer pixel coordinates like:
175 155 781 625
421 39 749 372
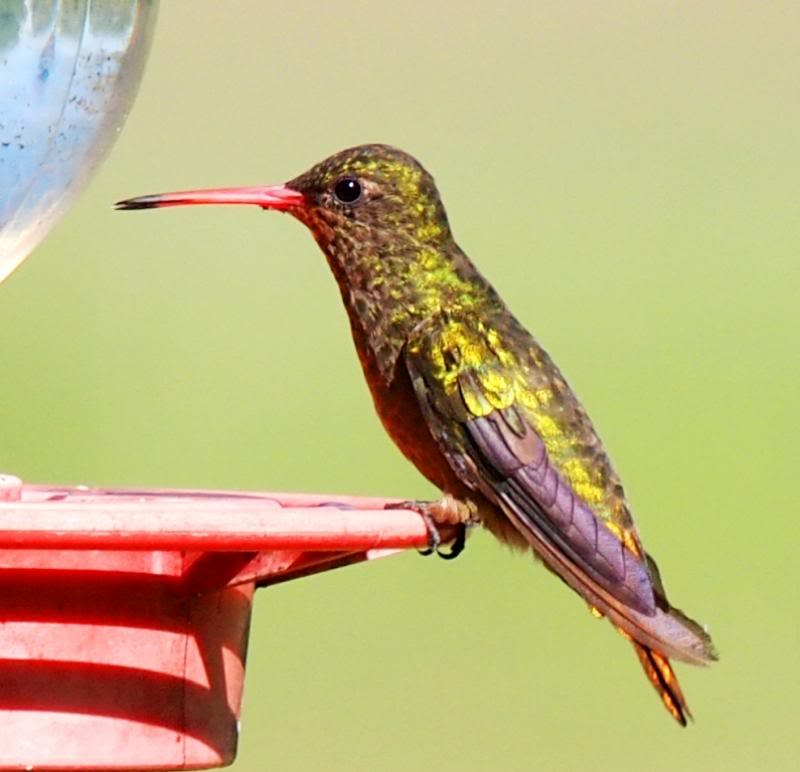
631 640 691 726
621 554 716 725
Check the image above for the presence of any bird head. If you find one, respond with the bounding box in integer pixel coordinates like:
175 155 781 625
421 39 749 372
116 144 452 253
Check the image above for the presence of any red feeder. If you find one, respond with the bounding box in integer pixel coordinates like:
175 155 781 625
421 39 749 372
0 474 431 770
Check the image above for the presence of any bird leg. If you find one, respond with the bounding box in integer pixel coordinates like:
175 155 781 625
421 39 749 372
386 494 478 560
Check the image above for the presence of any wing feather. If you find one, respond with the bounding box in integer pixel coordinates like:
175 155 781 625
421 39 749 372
404 315 716 666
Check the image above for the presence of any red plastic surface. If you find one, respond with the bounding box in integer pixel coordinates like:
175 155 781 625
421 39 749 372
0 475 430 771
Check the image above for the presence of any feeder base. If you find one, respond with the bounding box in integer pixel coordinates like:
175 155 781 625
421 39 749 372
0 548 252 771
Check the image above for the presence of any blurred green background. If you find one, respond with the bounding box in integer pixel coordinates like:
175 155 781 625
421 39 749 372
1 1 798 769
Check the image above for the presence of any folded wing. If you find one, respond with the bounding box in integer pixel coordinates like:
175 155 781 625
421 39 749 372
403 314 716 668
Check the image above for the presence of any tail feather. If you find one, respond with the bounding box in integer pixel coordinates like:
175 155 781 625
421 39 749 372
632 641 691 726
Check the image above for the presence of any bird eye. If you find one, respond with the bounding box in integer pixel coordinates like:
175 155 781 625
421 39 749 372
333 178 362 204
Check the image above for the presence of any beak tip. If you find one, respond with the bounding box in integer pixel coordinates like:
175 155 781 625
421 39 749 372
115 197 156 211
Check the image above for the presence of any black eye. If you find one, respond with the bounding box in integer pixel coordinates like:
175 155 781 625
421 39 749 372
333 178 362 204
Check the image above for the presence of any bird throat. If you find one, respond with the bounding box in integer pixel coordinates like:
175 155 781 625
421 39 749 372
295 207 494 385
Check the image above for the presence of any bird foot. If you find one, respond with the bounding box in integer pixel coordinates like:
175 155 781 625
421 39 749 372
386 494 478 560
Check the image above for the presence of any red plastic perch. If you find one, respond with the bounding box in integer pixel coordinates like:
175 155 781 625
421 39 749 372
0 474 433 771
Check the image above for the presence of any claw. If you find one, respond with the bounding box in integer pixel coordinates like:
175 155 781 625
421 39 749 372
437 522 466 560
418 508 443 556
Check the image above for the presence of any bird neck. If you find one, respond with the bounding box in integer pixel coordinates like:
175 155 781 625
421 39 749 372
319 231 498 382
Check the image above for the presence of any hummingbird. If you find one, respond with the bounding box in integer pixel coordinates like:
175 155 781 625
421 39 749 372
116 144 716 724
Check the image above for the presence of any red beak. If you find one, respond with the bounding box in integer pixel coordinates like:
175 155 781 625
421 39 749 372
115 184 306 212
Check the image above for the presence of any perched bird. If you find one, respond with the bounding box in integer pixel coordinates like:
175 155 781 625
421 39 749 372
117 144 716 724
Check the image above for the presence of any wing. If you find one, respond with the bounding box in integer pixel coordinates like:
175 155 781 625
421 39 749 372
404 312 715 665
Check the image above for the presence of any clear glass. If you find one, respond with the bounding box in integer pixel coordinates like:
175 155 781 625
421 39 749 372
0 0 158 283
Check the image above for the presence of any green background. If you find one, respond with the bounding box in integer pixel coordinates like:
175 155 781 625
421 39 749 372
1 2 797 769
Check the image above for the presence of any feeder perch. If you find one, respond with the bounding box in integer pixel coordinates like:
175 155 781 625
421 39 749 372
0 474 432 771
